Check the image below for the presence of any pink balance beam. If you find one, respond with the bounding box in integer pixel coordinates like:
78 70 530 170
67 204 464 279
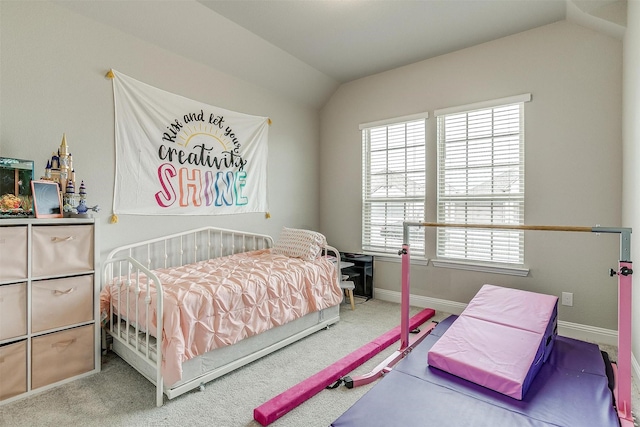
253 308 436 426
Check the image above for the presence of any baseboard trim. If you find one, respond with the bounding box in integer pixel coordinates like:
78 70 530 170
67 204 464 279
373 288 640 383
373 288 467 316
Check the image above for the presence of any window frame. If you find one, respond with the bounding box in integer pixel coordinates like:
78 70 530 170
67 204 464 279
360 113 428 257
434 94 530 269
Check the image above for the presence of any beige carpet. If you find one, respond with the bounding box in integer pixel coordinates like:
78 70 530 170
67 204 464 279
0 299 638 427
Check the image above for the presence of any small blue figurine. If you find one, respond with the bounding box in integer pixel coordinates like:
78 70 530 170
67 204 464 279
77 198 88 214
77 180 88 214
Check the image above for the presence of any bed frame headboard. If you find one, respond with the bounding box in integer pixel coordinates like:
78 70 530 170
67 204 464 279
106 226 274 271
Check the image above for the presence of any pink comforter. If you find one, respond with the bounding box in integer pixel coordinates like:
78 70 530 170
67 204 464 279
100 249 342 386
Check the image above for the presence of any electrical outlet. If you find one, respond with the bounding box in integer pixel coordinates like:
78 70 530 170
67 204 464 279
561 292 573 307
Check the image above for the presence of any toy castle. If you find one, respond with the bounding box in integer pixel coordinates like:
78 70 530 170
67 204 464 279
44 133 74 191
42 134 97 215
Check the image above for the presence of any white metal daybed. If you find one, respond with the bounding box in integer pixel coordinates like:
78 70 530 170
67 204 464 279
101 226 343 406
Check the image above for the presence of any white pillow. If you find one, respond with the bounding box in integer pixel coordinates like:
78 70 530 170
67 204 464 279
273 227 327 261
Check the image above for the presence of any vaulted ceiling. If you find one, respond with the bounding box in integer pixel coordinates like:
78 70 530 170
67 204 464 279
56 0 626 108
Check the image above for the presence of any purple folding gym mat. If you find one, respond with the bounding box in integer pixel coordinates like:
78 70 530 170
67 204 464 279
331 316 619 427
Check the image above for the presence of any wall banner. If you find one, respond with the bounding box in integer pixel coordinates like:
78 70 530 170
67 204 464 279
110 70 269 216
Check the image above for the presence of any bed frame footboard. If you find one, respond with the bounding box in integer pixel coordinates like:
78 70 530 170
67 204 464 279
103 256 164 406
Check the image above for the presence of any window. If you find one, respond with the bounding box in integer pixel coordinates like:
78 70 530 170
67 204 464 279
361 114 427 256
435 94 530 265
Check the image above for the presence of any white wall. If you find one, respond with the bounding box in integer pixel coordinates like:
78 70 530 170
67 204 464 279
320 20 623 330
623 0 640 375
0 1 323 259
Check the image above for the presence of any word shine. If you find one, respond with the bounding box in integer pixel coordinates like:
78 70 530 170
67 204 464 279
155 163 248 208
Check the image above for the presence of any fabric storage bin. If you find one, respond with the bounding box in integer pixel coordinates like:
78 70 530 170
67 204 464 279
0 226 27 282
31 225 94 277
0 282 27 341
31 324 94 389
0 340 27 401
32 275 93 333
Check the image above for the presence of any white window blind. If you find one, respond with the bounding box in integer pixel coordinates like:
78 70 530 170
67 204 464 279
361 117 426 255
436 96 527 264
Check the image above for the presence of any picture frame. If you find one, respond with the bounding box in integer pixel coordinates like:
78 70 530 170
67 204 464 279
31 180 62 218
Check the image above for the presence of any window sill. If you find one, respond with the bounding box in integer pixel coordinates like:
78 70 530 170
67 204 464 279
371 253 429 266
430 259 530 277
